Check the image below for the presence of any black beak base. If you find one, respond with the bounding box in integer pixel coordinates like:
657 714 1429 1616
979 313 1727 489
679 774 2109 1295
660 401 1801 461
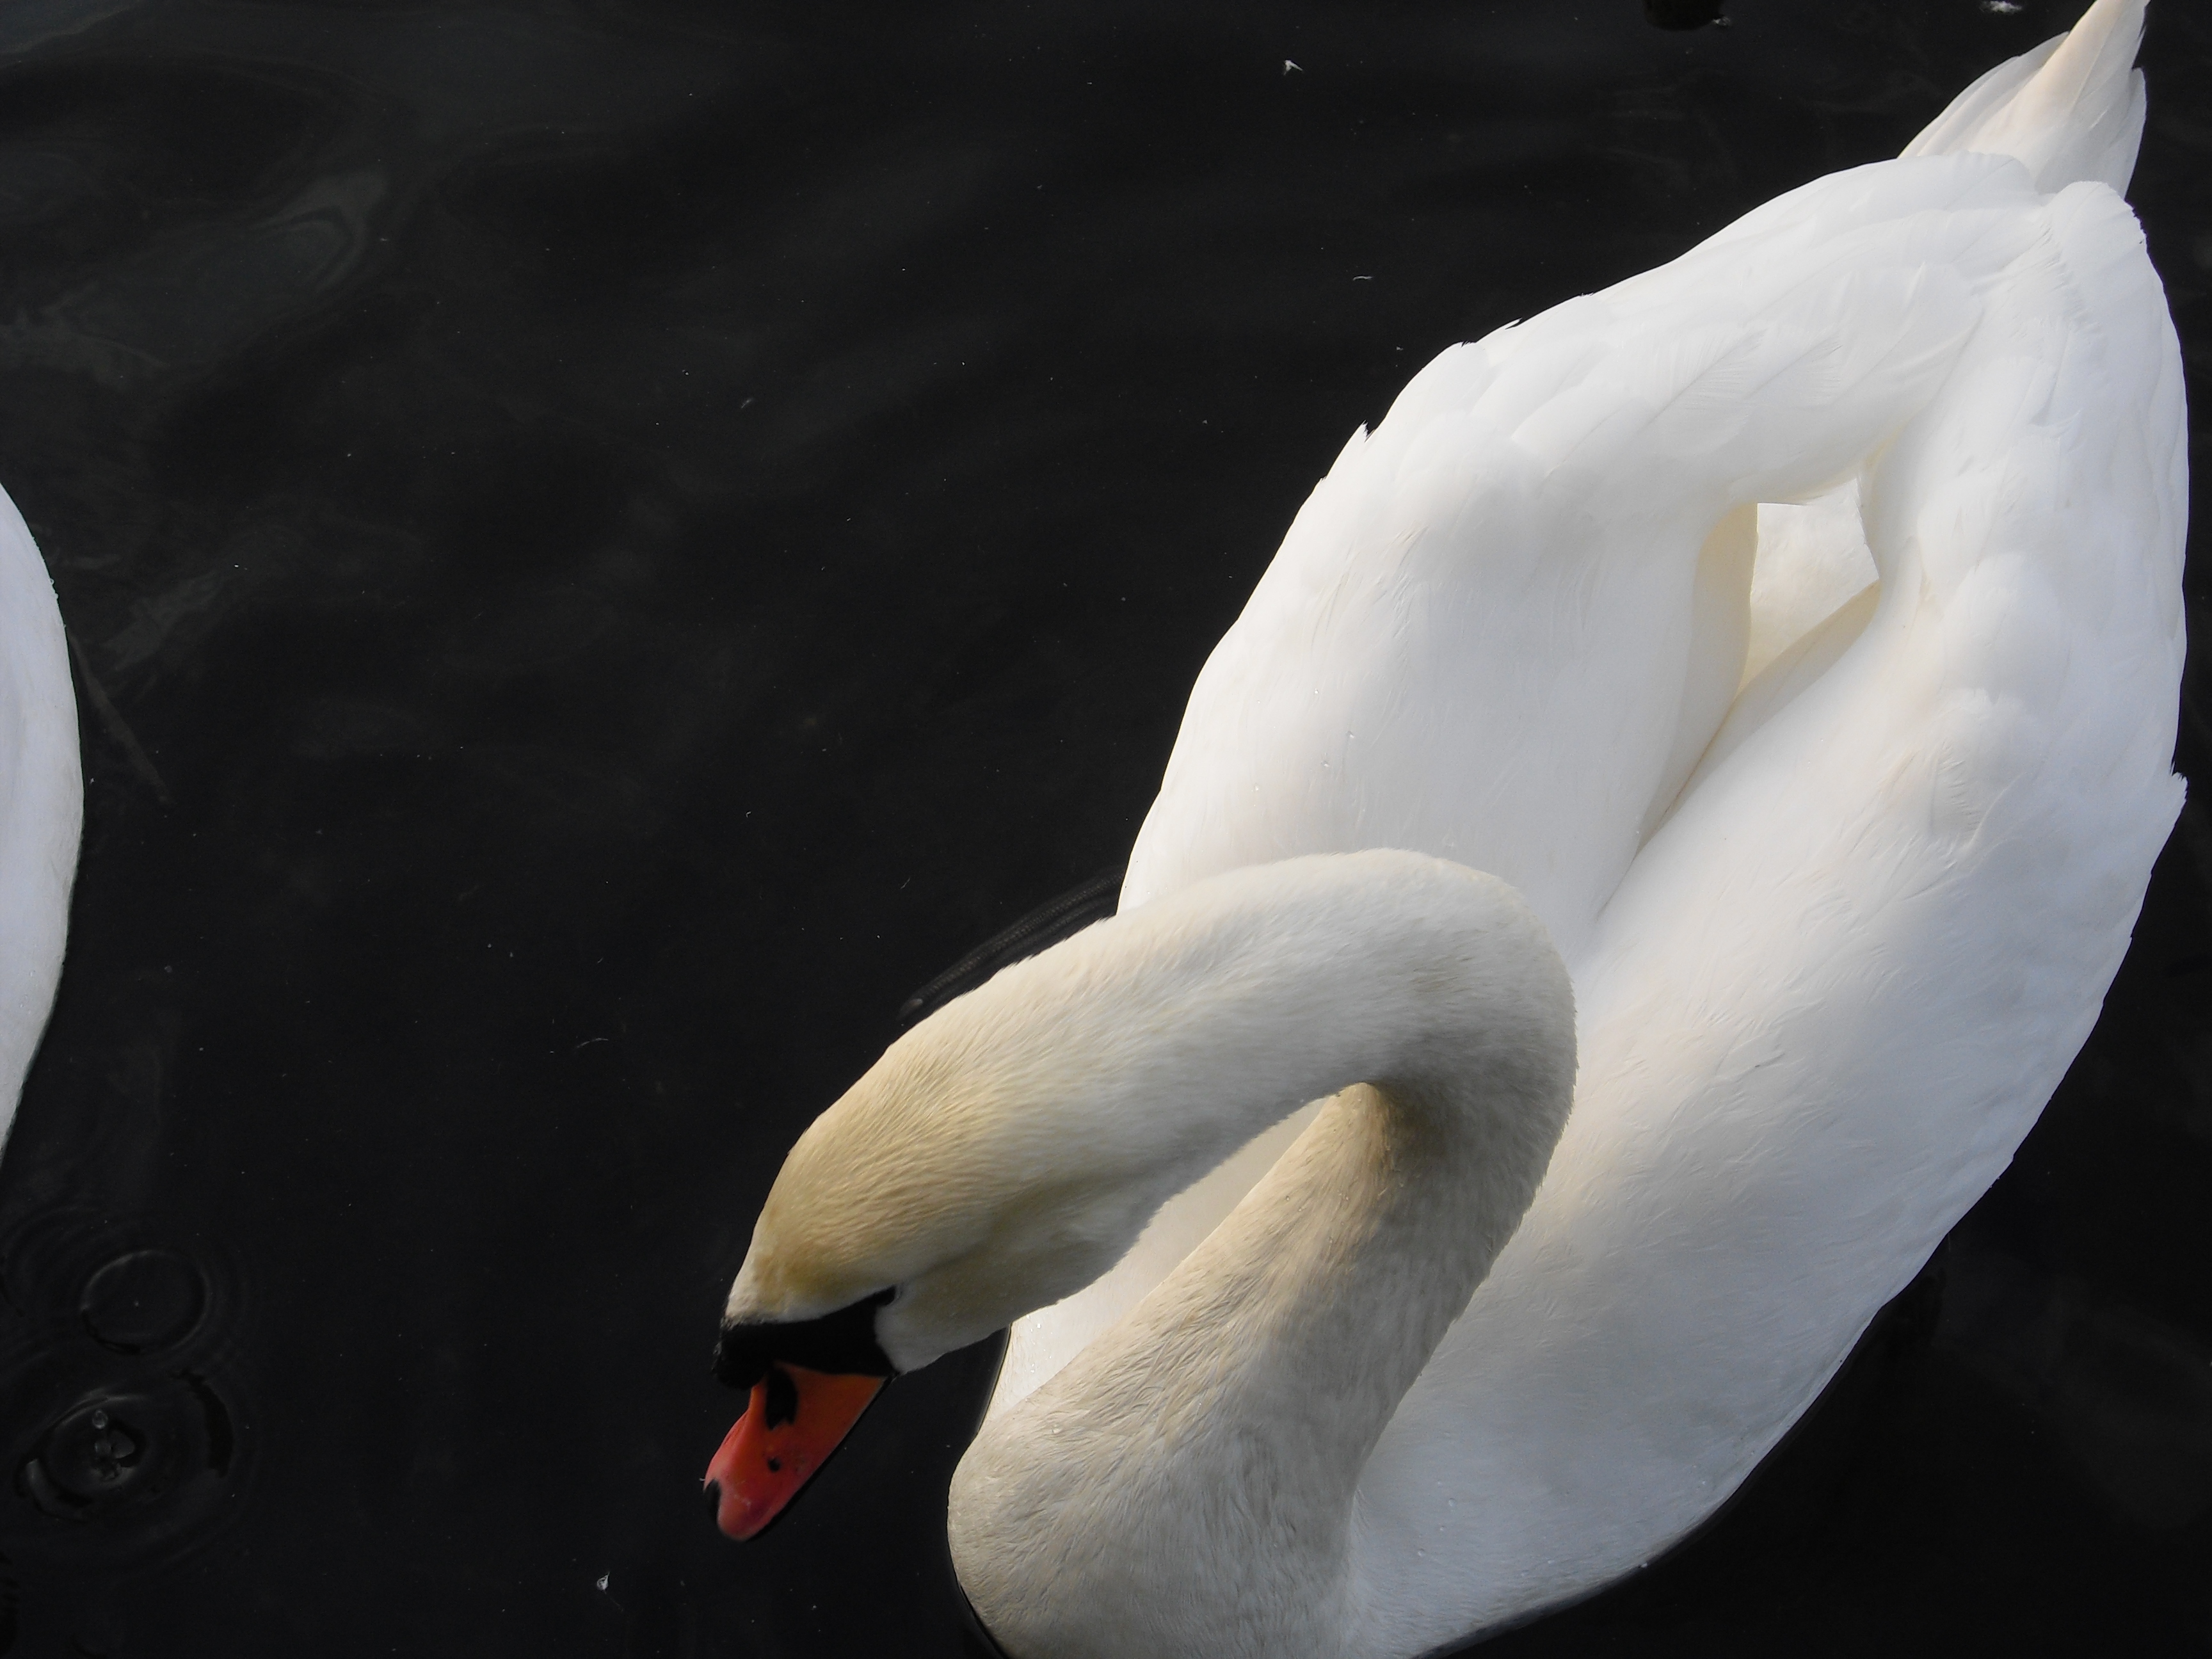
713 1286 899 1390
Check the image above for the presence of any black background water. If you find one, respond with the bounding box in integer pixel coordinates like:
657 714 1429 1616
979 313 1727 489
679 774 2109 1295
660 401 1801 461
0 1 2206 1653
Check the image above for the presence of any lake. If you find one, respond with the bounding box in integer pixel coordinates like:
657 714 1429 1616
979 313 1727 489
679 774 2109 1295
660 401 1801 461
0 1 2206 1653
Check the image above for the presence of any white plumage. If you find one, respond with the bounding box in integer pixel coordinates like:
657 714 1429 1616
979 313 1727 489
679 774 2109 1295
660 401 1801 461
0 484 80 1151
720 2 2186 1653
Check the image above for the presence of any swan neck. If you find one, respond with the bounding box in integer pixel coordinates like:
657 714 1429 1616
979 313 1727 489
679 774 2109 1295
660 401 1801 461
947 853 1575 1658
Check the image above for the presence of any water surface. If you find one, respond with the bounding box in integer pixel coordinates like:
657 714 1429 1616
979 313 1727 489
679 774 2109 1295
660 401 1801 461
0 1 2207 1653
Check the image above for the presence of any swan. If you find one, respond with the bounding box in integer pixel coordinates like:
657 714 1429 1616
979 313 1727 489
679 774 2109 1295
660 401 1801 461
704 1 2186 1653
0 483 81 1151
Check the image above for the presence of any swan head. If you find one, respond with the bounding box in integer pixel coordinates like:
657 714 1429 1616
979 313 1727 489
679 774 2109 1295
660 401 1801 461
716 973 1182 1367
701 881 1232 1539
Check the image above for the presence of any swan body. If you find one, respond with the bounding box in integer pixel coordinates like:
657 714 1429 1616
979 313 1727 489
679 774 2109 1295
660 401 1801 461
713 3 2186 1653
0 485 80 1150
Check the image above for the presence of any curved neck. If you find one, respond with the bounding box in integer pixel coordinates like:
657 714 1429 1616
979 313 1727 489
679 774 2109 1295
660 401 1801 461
945 851 1574 1659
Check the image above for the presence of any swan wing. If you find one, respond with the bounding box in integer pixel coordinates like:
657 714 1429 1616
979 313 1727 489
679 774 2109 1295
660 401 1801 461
1119 154 2046 955
1350 175 2184 1651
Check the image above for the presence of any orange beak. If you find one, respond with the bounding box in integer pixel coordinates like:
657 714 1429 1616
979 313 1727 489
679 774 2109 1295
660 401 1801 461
703 1361 886 1539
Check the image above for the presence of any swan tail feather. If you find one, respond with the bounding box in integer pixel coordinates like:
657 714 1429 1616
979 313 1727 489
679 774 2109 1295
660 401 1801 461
1901 0 2148 195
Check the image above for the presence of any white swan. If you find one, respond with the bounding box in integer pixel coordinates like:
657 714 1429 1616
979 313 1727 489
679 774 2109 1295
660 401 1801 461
0 483 81 1151
705 2 2186 1653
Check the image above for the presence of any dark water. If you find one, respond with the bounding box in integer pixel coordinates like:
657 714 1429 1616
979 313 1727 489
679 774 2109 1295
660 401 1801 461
0 1 2206 1653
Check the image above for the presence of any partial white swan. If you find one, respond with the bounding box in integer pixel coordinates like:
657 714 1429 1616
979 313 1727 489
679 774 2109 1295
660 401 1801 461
707 2 2186 1653
0 483 81 1151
